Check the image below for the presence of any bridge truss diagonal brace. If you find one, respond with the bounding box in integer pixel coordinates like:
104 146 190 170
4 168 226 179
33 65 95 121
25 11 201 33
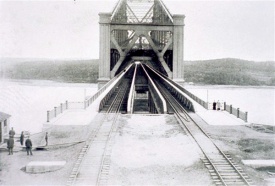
111 34 139 77
143 32 172 78
140 4 155 23
126 4 139 23
110 35 124 56
110 30 173 78
160 37 173 56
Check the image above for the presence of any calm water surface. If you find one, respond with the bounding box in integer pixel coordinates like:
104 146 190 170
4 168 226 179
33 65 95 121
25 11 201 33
185 85 275 125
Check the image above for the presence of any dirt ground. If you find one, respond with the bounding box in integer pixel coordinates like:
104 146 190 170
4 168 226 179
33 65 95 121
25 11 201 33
0 125 92 185
108 114 212 185
191 113 275 185
0 113 274 185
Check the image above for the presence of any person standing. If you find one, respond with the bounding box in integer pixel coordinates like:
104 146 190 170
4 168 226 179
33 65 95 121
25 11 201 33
7 136 14 155
9 127 15 138
20 131 24 146
45 132 48 146
213 101 217 110
25 136 33 155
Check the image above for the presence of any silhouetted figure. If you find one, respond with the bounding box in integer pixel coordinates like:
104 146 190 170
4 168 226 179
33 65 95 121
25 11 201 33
45 132 48 146
7 137 14 155
25 136 33 155
213 101 216 110
9 127 15 138
20 131 24 146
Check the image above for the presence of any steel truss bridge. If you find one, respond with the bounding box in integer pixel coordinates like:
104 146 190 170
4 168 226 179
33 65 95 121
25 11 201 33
98 0 184 87
66 1 253 185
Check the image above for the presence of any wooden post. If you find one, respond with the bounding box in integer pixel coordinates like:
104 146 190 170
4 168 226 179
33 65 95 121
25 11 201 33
230 105 232 114
245 112 248 122
237 108 240 118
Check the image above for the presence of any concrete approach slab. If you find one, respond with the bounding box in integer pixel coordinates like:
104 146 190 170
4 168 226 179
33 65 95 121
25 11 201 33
242 160 275 168
184 91 247 126
26 161 66 173
42 105 246 129
42 84 247 129
265 178 275 186
197 110 247 126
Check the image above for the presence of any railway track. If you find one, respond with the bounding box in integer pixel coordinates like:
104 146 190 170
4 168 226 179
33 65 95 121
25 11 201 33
67 63 253 185
67 79 130 186
155 79 253 186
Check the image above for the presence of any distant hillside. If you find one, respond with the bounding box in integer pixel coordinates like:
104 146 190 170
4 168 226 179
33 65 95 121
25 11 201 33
184 58 275 85
0 58 274 85
1 59 99 83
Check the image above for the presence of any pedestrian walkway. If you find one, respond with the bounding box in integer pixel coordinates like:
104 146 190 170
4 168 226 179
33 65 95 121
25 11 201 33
197 109 247 126
185 93 248 126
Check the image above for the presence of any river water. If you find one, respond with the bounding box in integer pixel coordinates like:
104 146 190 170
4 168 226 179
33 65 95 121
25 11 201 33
184 85 274 126
0 79 98 133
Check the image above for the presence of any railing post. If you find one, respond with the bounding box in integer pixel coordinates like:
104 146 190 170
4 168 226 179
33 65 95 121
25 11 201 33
237 108 239 118
54 107 57 117
224 102 226 111
230 105 232 114
47 111 50 122
245 112 248 122
60 103 63 113
66 100 68 109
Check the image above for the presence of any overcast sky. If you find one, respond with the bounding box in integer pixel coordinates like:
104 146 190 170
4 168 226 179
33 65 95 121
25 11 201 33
0 0 274 61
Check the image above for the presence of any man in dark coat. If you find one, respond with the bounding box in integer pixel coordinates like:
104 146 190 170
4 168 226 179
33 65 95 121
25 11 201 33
7 137 14 155
213 101 217 110
20 131 24 146
9 127 15 138
25 136 33 155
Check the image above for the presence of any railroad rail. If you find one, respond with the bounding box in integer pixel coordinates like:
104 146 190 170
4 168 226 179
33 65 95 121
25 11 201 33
153 76 253 186
67 61 253 186
66 79 129 186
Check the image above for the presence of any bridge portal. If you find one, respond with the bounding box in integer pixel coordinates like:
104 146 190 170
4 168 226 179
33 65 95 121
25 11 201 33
98 0 185 88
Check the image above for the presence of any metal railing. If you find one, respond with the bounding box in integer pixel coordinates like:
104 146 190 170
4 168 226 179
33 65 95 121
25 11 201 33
144 64 248 122
46 64 136 122
206 102 248 122
239 110 248 122
141 64 167 114
144 64 194 111
127 64 137 113
99 63 134 111
47 101 86 122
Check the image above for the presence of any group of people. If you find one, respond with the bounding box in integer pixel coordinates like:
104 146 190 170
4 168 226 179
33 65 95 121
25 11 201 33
6 128 49 156
212 100 222 110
